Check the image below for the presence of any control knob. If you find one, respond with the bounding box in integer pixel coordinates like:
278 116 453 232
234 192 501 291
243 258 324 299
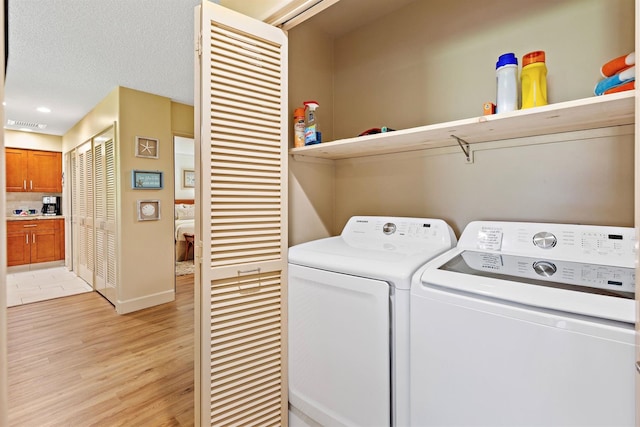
533 231 557 249
533 261 557 277
382 223 397 235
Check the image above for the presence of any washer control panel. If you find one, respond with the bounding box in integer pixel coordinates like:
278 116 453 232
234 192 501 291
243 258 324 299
458 251 635 295
459 221 636 267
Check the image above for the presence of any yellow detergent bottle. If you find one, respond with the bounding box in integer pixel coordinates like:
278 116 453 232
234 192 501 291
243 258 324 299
521 51 547 109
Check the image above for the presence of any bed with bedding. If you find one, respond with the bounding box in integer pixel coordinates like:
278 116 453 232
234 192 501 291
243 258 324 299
174 199 194 261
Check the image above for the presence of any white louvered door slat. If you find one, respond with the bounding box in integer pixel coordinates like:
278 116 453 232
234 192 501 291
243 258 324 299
196 2 288 426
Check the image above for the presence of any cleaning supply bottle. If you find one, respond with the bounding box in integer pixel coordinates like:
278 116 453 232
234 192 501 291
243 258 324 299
304 101 320 145
293 107 306 148
495 53 518 113
521 51 547 109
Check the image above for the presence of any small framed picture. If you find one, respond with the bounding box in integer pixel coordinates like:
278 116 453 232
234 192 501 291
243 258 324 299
135 136 159 159
183 169 195 188
137 200 161 221
132 170 163 189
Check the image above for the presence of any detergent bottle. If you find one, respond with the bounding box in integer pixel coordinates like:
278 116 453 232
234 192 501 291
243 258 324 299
303 101 320 145
293 107 306 148
495 53 518 113
521 51 547 109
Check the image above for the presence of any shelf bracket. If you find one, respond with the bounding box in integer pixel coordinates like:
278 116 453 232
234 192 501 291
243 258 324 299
451 135 473 164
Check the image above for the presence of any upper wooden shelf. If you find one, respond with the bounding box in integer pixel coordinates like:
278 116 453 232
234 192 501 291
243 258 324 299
289 91 635 160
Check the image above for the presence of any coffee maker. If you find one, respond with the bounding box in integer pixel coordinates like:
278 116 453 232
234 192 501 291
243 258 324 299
42 196 61 216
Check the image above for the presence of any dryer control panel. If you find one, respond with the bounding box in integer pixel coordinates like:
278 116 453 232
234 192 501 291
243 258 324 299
341 216 457 253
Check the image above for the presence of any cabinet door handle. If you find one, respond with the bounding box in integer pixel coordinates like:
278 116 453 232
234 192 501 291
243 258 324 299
32 233 35 244
26 234 29 244
23 180 26 190
30 180 33 190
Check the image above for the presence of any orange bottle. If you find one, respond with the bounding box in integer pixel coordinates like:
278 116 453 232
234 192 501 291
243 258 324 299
293 107 305 148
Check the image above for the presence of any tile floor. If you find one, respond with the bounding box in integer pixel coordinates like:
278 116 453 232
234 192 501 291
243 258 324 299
6 266 93 307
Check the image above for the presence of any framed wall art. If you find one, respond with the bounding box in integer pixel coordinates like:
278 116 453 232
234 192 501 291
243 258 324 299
183 169 195 188
135 136 159 159
132 170 164 189
137 200 161 221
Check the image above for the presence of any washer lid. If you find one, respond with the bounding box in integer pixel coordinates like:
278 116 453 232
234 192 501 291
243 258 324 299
440 251 635 300
289 216 456 289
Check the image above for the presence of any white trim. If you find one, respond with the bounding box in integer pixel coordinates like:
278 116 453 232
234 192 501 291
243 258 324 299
115 289 175 314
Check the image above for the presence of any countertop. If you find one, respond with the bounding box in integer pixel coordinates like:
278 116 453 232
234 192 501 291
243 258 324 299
7 215 65 221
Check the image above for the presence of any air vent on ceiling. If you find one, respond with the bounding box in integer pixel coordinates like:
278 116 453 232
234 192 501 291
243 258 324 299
6 119 47 129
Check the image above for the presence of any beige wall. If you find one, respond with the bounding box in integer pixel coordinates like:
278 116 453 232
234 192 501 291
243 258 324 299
117 87 175 310
288 18 336 245
171 102 195 138
335 129 634 237
5 130 63 152
288 0 635 244
332 0 635 139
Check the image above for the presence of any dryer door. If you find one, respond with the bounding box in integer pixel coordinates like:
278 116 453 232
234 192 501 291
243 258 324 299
289 264 391 426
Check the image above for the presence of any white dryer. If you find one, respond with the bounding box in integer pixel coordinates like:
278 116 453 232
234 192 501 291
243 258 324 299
288 216 456 427
410 221 636 426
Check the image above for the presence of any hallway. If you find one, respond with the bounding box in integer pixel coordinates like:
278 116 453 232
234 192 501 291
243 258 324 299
7 274 194 425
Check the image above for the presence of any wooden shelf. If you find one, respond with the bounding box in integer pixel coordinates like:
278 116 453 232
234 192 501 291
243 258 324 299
289 91 635 161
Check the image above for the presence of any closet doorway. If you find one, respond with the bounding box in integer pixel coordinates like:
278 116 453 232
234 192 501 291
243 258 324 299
174 136 195 277
70 125 117 305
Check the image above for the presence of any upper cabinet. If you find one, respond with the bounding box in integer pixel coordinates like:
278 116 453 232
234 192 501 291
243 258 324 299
285 0 635 160
5 148 62 193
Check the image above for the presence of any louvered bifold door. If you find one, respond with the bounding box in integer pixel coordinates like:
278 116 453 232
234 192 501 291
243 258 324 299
104 133 117 302
70 148 78 272
76 141 94 286
93 126 117 305
94 137 106 296
196 3 288 426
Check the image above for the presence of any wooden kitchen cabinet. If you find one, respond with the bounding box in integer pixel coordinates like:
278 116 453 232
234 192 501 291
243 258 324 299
6 219 65 267
5 148 62 192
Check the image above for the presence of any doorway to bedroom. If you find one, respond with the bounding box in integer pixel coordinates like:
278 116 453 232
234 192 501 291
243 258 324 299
174 136 195 277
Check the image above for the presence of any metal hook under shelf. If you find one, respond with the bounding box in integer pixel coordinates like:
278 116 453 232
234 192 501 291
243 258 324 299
451 135 473 163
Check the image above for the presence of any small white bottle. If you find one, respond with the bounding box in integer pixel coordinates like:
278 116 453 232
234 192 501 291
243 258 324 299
495 53 518 113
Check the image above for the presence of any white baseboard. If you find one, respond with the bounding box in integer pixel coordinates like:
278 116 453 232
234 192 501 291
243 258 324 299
115 289 175 314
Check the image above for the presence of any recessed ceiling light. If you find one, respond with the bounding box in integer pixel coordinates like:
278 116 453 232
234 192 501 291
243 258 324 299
19 128 34 132
37 106 51 113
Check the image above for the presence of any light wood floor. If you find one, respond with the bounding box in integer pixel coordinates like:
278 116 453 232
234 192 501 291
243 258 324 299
7 274 195 426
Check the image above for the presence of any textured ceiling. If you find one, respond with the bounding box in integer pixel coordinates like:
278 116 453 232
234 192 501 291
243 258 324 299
4 0 416 136
5 0 202 136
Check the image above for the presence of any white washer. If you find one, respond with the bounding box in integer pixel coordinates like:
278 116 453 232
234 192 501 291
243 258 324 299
410 221 636 426
288 216 456 427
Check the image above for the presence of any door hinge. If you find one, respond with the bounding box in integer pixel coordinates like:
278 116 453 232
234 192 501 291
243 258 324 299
196 32 202 57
